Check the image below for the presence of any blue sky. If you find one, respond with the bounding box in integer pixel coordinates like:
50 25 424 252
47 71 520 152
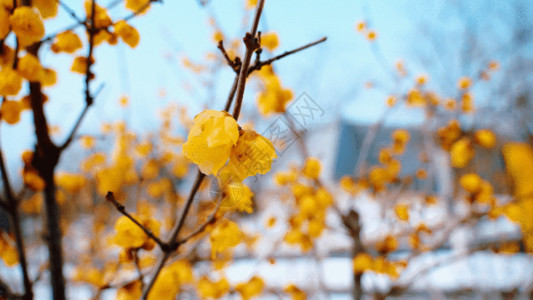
2 0 530 177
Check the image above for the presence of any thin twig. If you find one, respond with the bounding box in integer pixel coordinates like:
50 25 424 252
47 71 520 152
105 192 167 250
56 0 85 24
177 198 222 244
247 37 327 75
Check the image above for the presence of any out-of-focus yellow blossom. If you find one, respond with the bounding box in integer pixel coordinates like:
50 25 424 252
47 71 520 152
85 1 112 28
21 193 43 214
457 76 472 89
284 284 307 300
80 136 95 149
394 203 409 221
56 172 86 193
450 137 474 168
0 67 23 96
376 235 398 254
474 129 496 149
17 54 43 82
52 31 83 53
355 21 366 32
235 276 265 300
392 129 410 154
112 215 160 250
0 234 19 266
23 169 45 191
183 109 239 175
284 228 313 252
437 119 462 150
0 7 10 39
72 266 105 288
261 32 279 51
444 98 457 110
353 253 373 274
256 66 293 115
366 30 377 41
209 219 241 258
148 260 193 300
340 176 367 196
301 157 321 180
125 0 151 14
224 129 276 181
461 92 474 113
114 20 140 48
41 68 57 87
274 169 298 186
9 7 45 47
416 74 428 85
460 173 482 194
116 280 142 300
386 95 396 107
246 0 258 10
197 276 230 299
33 0 58 19
71 56 93 74
0 100 22 125
407 89 425 106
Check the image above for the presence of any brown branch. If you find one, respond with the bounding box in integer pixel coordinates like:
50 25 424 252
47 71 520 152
105 192 167 250
223 73 239 112
141 170 205 299
247 37 327 75
231 0 265 120
176 198 222 244
217 40 240 72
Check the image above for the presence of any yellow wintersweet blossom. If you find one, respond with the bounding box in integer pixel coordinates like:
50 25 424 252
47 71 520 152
284 284 307 300
197 276 231 299
256 66 293 115
41 68 57 87
56 172 86 194
457 76 472 89
148 260 194 300
218 174 254 213
0 234 18 266
392 129 410 154
34 0 58 19
301 157 321 180
125 0 151 14
0 67 23 96
209 219 242 258
51 31 83 53
112 215 161 250
353 253 373 274
461 92 474 113
9 7 45 47
235 276 265 300
450 137 474 168
394 203 409 221
17 54 43 82
0 7 9 39
407 89 425 106
85 1 112 28
21 193 43 214
224 130 276 181
71 56 93 74
114 20 140 48
355 21 366 32
0 100 22 125
116 280 142 300
23 169 45 191
376 235 398 254
366 30 377 41
261 32 279 51
182 110 239 175
460 173 482 194
474 129 496 149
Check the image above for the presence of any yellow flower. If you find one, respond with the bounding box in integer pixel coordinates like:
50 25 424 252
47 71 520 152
353 253 373 274
51 31 83 53
0 235 19 267
224 130 276 181
197 276 230 299
355 21 366 32
209 219 241 258
41 68 57 87
218 173 254 213
0 7 9 39
17 54 43 82
183 110 239 175
394 203 409 221
112 215 160 250
33 0 58 19
450 137 474 168
0 100 22 125
56 172 86 193
85 1 112 28
457 76 471 89
366 30 377 41
114 20 140 48
23 169 45 191
474 129 496 149
261 32 279 51
148 260 194 300
9 7 45 47
0 67 23 96
235 276 265 300
284 284 307 300
116 281 142 300
125 0 151 14
392 129 410 154
71 56 92 74
256 66 293 115
301 157 321 180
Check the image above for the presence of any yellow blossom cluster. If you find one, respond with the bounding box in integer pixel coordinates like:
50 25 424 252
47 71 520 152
275 158 333 251
352 252 406 279
255 66 294 116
